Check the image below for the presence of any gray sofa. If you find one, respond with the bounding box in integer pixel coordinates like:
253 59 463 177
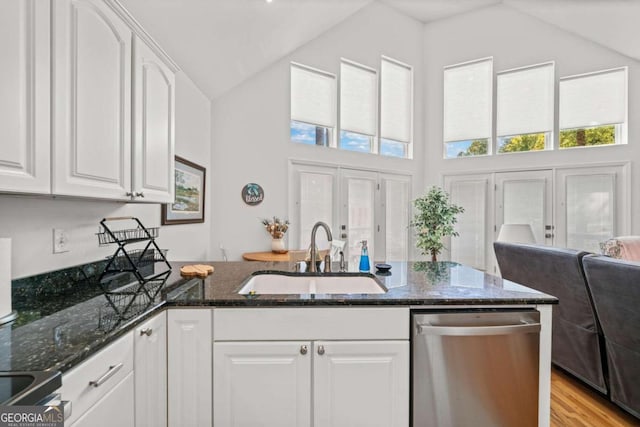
493 242 608 394
582 255 640 419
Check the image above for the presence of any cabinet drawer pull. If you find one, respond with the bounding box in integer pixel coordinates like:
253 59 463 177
140 328 153 336
300 345 308 355
317 345 325 355
89 363 124 388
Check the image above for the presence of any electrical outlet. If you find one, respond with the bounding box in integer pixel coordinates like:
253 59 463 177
53 229 70 254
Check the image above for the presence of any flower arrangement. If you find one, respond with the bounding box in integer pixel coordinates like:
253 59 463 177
261 217 290 239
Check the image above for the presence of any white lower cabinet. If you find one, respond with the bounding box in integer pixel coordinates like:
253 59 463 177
134 312 167 427
214 341 312 427
167 309 212 427
70 372 135 427
213 307 410 427
314 340 409 427
61 331 134 426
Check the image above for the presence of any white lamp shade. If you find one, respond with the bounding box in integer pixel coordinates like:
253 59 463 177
497 224 536 244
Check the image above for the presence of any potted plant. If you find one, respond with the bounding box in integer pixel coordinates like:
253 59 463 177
411 186 464 262
261 217 290 253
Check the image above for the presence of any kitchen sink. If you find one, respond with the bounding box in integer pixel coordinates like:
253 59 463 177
0 370 62 405
238 272 387 295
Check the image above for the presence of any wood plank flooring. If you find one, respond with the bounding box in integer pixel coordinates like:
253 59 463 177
551 367 640 426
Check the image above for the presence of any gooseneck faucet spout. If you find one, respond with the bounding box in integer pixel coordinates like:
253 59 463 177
309 221 333 273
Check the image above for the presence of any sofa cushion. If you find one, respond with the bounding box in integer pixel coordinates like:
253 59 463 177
600 236 640 262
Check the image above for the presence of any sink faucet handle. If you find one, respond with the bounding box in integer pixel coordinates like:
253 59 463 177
323 254 331 273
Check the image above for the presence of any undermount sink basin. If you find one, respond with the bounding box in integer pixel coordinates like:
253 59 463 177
0 370 62 405
238 272 387 295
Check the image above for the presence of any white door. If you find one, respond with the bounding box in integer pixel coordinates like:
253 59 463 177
214 341 312 427
555 165 628 253
445 175 490 270
134 312 167 427
340 169 379 270
313 340 409 427
52 0 132 200
71 373 135 427
495 170 554 246
132 37 175 203
167 309 212 427
0 0 50 194
380 174 411 262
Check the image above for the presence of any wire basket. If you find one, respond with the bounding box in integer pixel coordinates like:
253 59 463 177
107 249 169 270
102 277 166 319
97 226 159 245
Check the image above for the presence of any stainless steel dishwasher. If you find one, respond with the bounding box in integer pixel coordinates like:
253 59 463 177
412 310 541 427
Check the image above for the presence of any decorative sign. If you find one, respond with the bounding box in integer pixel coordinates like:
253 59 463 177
242 183 264 206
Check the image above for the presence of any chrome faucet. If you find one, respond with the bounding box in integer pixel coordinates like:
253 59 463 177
309 221 333 273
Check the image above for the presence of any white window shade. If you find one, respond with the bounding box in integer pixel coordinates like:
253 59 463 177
291 63 336 128
449 179 486 269
340 61 377 136
497 63 554 137
381 58 412 143
560 67 627 130
443 58 492 142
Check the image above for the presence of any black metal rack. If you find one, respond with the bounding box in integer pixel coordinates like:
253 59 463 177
96 217 171 322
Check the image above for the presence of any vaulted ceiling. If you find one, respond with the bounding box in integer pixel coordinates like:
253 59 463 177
118 0 640 100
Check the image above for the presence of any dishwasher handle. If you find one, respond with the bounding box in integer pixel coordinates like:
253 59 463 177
416 321 541 336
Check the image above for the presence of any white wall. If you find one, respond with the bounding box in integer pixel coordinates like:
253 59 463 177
0 72 211 279
211 1 424 261
423 4 640 233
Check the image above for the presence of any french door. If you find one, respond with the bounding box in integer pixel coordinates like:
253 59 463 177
495 170 554 246
290 162 411 269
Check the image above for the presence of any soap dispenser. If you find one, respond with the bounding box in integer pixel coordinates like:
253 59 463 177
359 240 370 272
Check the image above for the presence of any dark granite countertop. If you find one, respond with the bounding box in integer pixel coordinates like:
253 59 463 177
0 260 556 375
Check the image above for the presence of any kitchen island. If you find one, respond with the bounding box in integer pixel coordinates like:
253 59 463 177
0 260 557 426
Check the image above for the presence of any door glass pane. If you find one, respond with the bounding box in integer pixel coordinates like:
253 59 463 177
503 180 545 244
566 174 615 252
385 179 409 262
300 172 333 249
450 180 486 269
346 178 375 270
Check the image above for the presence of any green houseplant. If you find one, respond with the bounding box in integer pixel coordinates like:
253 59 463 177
411 186 464 262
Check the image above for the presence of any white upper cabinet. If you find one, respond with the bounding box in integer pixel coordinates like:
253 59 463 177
132 37 175 203
52 0 133 200
50 0 176 202
0 1 51 194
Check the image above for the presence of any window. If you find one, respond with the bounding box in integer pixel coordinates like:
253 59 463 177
380 57 412 159
496 63 554 153
340 60 377 153
559 67 627 148
290 63 336 147
443 58 492 158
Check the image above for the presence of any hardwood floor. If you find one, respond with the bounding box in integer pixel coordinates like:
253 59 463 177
551 367 640 426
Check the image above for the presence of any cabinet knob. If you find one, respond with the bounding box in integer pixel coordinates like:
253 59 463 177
317 345 325 355
140 328 153 337
300 345 308 355
135 192 145 198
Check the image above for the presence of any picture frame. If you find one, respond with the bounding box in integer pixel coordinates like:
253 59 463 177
161 156 206 225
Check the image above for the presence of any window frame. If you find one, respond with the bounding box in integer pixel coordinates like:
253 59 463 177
290 61 337 148
380 55 414 159
339 58 379 154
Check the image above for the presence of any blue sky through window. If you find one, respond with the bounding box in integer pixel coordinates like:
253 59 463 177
340 131 371 152
445 140 474 158
291 121 316 145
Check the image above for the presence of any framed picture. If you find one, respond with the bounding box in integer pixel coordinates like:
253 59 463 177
161 156 206 225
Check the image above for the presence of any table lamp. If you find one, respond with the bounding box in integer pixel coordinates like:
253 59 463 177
497 224 536 244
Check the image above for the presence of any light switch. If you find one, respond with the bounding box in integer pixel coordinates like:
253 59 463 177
53 229 70 254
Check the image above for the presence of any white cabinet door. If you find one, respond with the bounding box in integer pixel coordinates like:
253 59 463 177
52 0 132 200
132 37 175 203
314 340 409 427
167 309 212 427
134 312 167 427
214 341 312 427
71 372 135 427
0 0 50 194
